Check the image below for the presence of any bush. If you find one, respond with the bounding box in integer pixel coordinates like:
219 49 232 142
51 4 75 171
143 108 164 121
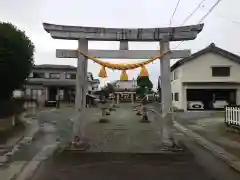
0 100 15 118
0 98 25 118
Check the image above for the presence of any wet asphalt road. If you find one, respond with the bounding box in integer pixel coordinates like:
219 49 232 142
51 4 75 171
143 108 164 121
31 151 215 180
28 105 229 180
8 108 74 163
151 103 240 180
27 105 215 180
8 104 240 180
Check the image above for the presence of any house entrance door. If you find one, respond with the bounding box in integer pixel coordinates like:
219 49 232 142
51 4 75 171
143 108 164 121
48 87 57 101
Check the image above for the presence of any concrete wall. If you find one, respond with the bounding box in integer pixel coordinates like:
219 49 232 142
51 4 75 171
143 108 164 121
181 52 240 83
171 80 183 109
171 68 183 109
0 116 15 132
237 88 240 105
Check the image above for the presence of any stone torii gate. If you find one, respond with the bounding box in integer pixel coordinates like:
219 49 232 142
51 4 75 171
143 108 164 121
43 23 203 136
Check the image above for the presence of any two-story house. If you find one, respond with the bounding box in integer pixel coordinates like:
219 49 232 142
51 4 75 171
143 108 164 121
25 64 100 102
171 43 240 111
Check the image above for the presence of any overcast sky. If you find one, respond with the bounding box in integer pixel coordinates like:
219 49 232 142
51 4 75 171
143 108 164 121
1 0 239 88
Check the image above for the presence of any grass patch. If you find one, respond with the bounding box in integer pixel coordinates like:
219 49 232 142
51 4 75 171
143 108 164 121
217 123 230 137
217 123 240 142
228 149 240 159
211 111 225 117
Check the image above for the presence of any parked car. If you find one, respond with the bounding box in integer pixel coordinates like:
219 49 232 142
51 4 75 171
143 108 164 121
213 100 228 109
187 101 204 110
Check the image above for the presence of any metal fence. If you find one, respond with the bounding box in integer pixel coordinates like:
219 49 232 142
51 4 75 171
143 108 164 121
225 105 240 128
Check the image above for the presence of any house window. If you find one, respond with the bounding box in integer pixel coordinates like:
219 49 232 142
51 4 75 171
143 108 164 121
32 72 45 78
174 93 179 101
25 89 31 96
49 73 60 79
173 70 179 80
65 73 76 79
212 67 230 77
31 89 42 100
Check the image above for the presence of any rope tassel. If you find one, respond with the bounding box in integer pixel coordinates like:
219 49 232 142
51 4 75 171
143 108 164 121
98 66 107 78
139 65 149 77
120 70 128 81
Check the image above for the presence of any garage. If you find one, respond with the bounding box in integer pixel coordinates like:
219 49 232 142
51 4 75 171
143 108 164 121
187 89 236 110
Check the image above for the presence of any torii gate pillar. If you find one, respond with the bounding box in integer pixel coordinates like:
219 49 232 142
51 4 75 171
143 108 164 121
160 40 173 144
160 40 171 117
73 39 88 135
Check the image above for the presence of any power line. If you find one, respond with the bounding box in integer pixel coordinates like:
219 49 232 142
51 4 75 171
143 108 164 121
201 8 240 26
215 15 240 26
180 0 207 26
169 0 182 26
198 0 223 23
174 0 208 48
174 0 223 49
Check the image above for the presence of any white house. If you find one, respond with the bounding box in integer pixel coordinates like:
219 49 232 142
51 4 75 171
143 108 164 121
171 43 240 111
115 79 138 90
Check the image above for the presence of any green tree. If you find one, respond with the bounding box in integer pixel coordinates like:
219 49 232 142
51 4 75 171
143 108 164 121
103 83 115 98
0 22 35 100
137 76 153 89
136 76 153 97
105 83 115 94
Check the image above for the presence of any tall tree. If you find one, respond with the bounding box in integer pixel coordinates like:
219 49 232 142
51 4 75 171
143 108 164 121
105 83 115 94
136 76 153 97
0 22 35 100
